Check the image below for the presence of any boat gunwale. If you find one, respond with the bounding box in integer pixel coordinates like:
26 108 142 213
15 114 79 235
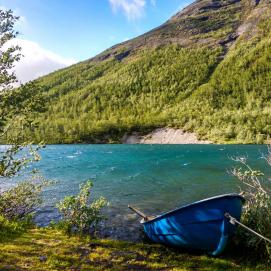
141 193 245 225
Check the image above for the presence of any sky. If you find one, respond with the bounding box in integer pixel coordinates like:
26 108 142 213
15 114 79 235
1 0 193 83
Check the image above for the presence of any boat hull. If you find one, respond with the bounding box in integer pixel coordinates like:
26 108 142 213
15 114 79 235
142 194 244 255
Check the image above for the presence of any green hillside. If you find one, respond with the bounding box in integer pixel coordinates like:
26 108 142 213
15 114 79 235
9 0 271 143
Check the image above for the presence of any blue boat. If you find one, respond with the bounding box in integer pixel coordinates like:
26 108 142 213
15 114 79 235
129 193 244 255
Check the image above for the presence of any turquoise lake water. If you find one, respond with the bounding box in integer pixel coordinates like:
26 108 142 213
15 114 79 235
2 144 270 240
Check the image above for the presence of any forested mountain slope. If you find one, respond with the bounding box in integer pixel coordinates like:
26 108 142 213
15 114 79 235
11 0 271 143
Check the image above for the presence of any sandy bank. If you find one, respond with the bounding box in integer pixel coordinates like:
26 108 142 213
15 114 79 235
122 128 212 144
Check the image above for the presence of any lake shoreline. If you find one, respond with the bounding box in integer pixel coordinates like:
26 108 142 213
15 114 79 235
122 128 212 144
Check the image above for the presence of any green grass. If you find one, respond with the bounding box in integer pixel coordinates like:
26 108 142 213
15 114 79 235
0 227 269 271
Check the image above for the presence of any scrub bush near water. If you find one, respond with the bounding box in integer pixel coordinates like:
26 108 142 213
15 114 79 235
0 179 48 220
232 150 271 261
56 180 108 234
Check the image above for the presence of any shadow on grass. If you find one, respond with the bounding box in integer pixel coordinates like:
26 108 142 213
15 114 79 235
0 229 268 271
0 215 34 244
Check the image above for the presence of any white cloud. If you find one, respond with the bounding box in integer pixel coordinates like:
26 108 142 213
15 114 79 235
109 0 146 20
5 38 76 83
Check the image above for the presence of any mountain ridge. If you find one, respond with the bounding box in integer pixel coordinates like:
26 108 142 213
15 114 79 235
92 0 262 63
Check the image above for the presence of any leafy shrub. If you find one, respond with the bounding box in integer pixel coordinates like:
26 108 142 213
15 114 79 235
0 144 42 177
231 151 271 261
0 178 48 220
56 180 107 234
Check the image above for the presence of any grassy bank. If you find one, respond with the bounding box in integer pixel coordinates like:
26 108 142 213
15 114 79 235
0 227 268 271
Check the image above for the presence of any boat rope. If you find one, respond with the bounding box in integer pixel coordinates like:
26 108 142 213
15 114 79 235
225 213 271 244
